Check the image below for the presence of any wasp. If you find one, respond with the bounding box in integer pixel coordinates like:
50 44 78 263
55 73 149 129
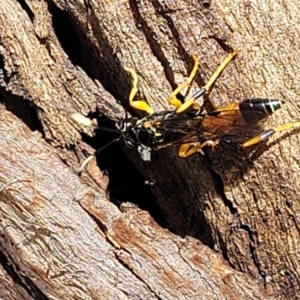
119 51 300 158
78 51 300 171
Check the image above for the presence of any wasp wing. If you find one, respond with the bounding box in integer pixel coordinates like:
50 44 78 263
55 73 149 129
151 107 267 148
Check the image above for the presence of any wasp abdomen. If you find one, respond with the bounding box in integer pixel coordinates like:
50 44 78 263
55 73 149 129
239 99 282 124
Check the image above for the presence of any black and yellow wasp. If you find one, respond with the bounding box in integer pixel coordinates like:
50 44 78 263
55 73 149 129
79 51 300 171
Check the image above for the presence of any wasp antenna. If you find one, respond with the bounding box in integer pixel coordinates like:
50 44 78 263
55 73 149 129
97 124 120 134
77 137 121 174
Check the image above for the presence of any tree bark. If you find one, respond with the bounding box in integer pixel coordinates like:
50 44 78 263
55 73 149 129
0 107 271 299
0 0 299 299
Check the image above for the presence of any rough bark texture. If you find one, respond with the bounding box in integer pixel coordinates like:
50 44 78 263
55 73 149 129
0 0 299 299
0 108 270 299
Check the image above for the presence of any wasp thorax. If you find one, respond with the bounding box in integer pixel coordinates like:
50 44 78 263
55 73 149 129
134 127 161 147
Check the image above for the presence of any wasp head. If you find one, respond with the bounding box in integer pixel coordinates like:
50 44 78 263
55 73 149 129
116 117 154 162
117 118 140 148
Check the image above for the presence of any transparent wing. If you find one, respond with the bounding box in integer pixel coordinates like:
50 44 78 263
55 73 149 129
150 108 265 148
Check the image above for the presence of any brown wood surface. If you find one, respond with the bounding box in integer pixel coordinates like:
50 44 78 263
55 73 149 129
0 0 299 299
0 108 270 299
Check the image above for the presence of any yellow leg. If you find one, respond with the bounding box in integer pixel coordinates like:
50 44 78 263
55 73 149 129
242 122 300 148
202 50 237 94
124 67 154 115
178 140 218 158
175 50 238 114
168 54 200 110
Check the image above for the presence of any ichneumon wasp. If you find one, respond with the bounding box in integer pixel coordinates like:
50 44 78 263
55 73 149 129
78 50 300 172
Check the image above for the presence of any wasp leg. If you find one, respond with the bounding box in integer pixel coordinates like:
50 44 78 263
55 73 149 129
175 51 238 114
124 67 154 115
168 54 200 111
201 51 237 95
242 122 300 148
178 140 218 158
